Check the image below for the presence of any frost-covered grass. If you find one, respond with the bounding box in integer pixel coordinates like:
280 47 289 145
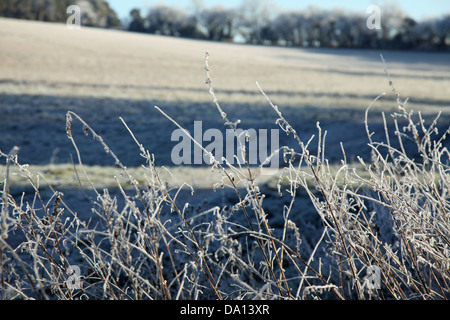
1 51 449 300
1 18 449 112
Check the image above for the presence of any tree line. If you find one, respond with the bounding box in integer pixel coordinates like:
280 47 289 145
1 0 449 51
127 1 450 50
0 0 120 28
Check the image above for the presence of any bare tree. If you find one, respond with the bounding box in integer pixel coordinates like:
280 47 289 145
200 6 236 41
73 0 120 27
435 14 450 48
379 3 407 46
236 0 277 44
128 8 145 33
146 4 190 37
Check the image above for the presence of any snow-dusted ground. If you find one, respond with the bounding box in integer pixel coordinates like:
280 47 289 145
1 18 449 299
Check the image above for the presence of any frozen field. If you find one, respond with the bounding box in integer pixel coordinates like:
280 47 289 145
1 18 449 179
0 18 449 300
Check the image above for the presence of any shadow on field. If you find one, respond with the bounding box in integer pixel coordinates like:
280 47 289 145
2 79 450 104
1 93 447 167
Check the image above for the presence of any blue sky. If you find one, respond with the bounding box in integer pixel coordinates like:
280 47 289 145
108 0 450 21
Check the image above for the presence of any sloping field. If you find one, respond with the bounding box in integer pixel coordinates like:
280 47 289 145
1 18 450 107
1 17 449 188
